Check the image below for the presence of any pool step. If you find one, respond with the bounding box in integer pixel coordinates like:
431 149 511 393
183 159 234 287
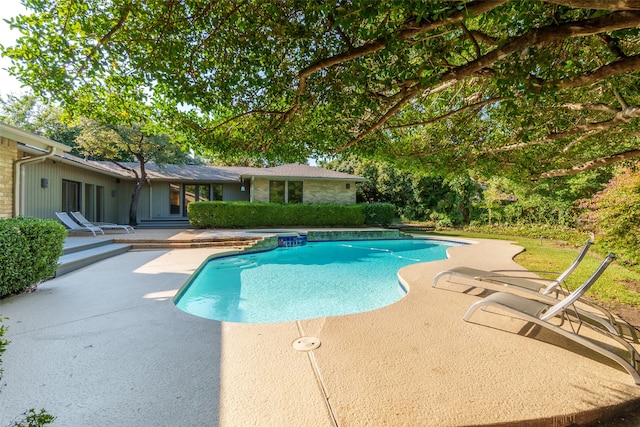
57 239 132 277
113 237 261 250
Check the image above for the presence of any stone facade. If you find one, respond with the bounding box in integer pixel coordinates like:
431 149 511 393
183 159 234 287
252 178 356 204
252 178 270 203
0 137 17 218
303 180 356 204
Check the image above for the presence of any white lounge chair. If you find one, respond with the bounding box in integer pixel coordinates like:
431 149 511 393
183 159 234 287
433 239 593 295
70 211 134 234
432 239 622 336
55 211 104 236
463 254 640 385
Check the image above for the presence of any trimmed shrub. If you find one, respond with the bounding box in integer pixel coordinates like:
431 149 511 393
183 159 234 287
188 201 366 228
360 202 395 227
0 217 66 298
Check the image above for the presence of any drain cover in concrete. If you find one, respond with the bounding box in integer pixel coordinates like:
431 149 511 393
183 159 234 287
293 336 321 351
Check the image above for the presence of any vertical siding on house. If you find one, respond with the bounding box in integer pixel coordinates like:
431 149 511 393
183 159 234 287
0 137 17 218
224 183 250 202
22 158 123 222
146 182 171 219
113 181 134 224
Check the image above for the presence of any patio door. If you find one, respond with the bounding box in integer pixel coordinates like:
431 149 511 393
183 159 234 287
84 183 95 220
169 183 181 215
62 179 81 213
183 184 211 215
96 186 105 222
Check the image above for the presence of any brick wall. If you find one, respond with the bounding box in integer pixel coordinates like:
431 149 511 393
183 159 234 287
252 178 356 204
0 137 18 218
252 178 270 202
303 180 356 204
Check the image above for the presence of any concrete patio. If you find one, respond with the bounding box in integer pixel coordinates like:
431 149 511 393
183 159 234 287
1 230 639 426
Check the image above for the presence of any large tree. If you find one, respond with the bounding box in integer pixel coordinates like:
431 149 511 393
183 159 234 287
0 94 189 225
2 1 640 179
75 119 190 225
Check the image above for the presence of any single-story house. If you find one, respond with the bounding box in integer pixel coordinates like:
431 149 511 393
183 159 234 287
0 122 366 225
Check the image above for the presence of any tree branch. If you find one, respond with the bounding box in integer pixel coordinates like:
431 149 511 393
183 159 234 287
110 159 140 180
335 87 421 151
489 105 640 152
541 149 640 178
560 129 603 154
557 54 640 89
468 30 499 46
598 34 627 58
209 109 287 132
563 103 619 114
442 11 640 83
279 0 510 123
354 10 640 147
461 22 482 58
77 4 133 75
386 96 506 130
614 88 629 109
189 1 248 73
543 0 640 10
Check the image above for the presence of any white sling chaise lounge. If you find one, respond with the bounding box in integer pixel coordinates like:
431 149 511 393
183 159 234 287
433 239 593 295
463 254 640 385
433 239 622 336
55 212 104 236
70 211 134 234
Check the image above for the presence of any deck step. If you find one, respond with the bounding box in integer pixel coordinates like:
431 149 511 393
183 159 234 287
120 238 260 250
136 220 191 229
57 242 132 277
62 237 113 255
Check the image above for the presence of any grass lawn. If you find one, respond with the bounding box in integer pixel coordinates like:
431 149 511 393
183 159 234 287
419 230 640 326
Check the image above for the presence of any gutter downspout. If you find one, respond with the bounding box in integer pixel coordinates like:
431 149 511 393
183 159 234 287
14 147 58 216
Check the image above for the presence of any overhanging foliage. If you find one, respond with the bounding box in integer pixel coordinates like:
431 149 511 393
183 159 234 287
2 1 640 178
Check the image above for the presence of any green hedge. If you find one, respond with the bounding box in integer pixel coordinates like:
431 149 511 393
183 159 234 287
0 217 66 298
187 202 374 228
360 202 395 227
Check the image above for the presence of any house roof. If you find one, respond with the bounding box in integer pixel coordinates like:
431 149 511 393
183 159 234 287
3 122 365 182
238 163 367 181
98 161 366 182
92 161 244 182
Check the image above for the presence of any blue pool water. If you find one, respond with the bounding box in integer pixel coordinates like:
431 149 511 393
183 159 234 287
174 239 456 323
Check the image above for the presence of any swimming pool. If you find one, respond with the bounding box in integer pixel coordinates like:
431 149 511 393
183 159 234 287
174 238 456 323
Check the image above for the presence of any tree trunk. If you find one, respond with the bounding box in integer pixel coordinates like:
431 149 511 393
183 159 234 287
129 180 144 226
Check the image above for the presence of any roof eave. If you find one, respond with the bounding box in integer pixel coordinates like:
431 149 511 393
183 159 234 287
1 122 72 153
18 144 128 179
240 174 366 182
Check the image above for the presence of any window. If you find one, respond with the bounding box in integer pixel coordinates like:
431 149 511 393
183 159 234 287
173 183 221 215
269 181 285 203
169 183 181 214
270 180 302 203
288 181 303 204
62 179 81 213
212 184 223 201
184 184 212 212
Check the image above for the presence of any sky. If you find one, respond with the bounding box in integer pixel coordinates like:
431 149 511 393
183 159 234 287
0 0 29 98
